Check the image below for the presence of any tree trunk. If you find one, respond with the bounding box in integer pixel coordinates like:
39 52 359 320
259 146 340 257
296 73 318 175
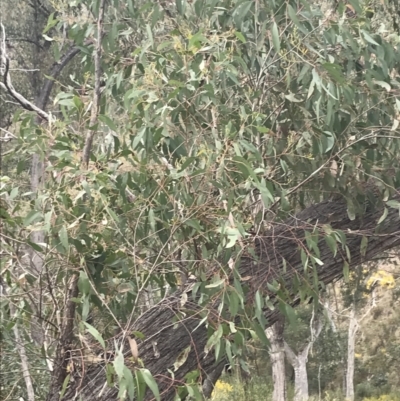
293 354 309 401
266 318 287 401
323 296 346 394
59 190 400 401
284 343 309 401
284 315 323 401
345 305 359 401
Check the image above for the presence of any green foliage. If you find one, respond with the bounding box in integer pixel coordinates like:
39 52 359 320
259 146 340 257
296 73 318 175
362 393 400 401
210 377 400 401
355 383 398 400
2 0 400 399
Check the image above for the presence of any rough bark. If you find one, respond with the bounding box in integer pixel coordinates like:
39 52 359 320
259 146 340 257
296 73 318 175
345 305 358 401
266 317 287 401
60 189 400 401
387 0 400 32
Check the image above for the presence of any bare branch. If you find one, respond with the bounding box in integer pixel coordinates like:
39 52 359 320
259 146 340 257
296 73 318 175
35 43 83 111
0 126 16 142
1 24 91 122
1 24 52 121
8 68 41 72
6 37 45 50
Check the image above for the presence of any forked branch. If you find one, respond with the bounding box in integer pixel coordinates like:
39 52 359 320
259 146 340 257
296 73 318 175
0 23 52 121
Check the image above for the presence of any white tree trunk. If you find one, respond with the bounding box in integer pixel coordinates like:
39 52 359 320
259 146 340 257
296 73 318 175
284 313 323 401
266 319 287 401
345 305 359 401
295 349 311 401
285 343 311 401
323 295 347 393
29 150 46 346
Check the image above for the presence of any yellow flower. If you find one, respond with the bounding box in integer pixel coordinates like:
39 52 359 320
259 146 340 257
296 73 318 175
366 270 396 290
211 380 233 400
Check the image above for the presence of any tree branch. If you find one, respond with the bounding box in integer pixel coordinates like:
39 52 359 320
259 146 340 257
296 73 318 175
284 341 297 366
82 0 107 166
1 23 92 122
1 23 52 121
6 37 45 50
35 44 82 111
0 126 16 142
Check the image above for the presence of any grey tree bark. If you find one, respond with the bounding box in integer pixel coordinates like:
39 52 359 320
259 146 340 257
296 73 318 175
285 345 309 401
345 305 358 401
322 296 346 393
345 291 376 401
284 313 323 401
58 189 400 401
266 317 287 401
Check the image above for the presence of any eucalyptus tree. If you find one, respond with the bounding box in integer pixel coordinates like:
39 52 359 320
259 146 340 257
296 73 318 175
1 1 400 401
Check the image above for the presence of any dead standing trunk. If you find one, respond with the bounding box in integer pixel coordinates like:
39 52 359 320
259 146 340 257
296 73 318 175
59 190 400 401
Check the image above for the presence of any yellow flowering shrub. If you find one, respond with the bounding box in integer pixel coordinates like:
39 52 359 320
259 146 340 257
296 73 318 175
366 270 396 290
210 380 234 401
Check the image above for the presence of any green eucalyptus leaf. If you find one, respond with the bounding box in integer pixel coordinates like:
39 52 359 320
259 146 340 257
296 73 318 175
271 21 280 53
141 369 160 401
